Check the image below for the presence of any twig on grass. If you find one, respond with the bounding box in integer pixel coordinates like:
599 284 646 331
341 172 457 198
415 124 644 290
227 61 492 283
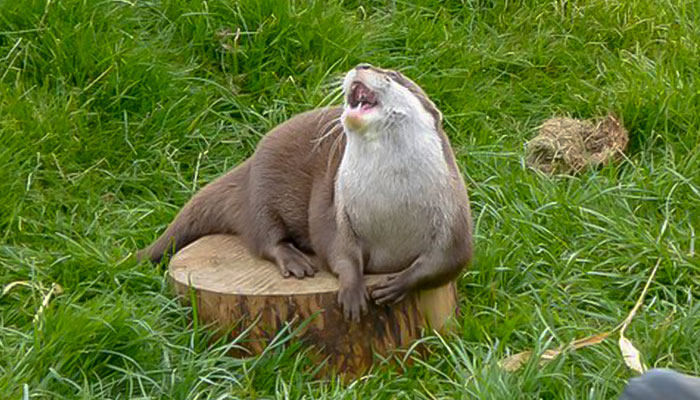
500 259 661 372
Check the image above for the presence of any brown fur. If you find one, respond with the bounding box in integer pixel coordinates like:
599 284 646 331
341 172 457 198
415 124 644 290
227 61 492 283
138 107 345 277
138 66 472 321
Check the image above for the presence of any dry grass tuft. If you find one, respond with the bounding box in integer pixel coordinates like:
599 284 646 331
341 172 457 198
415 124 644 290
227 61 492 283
526 114 628 174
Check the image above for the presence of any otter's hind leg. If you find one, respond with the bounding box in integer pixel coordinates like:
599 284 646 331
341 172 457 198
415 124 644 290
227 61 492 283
245 207 316 279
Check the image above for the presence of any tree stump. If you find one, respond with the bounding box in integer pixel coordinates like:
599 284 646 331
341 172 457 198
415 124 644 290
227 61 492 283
169 234 458 378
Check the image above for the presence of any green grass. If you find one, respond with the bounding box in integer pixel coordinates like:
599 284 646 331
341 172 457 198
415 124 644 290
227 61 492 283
1 0 699 398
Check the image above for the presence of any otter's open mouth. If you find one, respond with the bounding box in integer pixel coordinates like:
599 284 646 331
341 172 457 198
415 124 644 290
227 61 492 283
347 81 378 112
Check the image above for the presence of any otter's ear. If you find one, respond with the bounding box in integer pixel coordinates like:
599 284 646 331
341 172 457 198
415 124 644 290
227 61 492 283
433 100 443 123
424 96 443 125
384 69 405 83
390 70 403 79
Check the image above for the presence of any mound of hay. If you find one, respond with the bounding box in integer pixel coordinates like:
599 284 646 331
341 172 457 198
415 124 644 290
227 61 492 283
526 114 628 175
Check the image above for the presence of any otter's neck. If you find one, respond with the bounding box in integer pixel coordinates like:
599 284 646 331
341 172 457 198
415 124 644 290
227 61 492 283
341 118 447 173
337 119 452 204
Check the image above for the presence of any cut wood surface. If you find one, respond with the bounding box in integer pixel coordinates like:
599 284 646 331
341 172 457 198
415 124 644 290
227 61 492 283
169 234 458 378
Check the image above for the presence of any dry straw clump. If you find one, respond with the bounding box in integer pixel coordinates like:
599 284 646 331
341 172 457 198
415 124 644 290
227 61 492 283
526 114 629 174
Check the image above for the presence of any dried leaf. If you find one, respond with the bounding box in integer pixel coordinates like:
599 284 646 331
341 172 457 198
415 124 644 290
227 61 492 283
2 281 64 324
619 335 646 374
499 259 660 373
539 349 561 362
2 280 32 296
569 332 611 350
500 351 533 372
32 283 63 323
500 332 611 372
615 259 659 374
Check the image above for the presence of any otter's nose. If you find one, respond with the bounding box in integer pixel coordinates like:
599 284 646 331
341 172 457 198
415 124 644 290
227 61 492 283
355 63 373 70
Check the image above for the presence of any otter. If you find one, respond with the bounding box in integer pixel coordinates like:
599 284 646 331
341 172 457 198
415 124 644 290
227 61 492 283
138 64 472 322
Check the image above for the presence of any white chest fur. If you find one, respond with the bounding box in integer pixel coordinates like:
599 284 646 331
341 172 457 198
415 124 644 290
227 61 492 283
336 124 455 273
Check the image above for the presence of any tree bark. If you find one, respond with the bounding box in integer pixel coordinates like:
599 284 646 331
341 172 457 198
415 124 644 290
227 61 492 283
169 234 458 378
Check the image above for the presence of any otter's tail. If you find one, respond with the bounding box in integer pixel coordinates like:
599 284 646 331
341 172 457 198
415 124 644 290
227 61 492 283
137 162 249 264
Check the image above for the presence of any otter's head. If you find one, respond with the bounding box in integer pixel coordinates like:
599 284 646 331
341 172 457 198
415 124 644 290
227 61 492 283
341 63 443 137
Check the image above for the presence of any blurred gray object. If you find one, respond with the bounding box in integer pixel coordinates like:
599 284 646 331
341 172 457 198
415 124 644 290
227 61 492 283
621 369 700 400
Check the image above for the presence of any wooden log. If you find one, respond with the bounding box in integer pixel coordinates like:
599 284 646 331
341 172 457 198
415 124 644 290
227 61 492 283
169 234 458 378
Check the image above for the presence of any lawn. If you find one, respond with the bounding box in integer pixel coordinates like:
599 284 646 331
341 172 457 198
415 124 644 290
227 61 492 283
1 0 699 398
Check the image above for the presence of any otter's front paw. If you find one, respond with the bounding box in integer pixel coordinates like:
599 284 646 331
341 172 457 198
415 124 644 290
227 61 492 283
337 282 369 322
371 274 409 305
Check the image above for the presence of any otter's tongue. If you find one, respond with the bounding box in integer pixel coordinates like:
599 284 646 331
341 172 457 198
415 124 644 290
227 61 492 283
348 82 378 113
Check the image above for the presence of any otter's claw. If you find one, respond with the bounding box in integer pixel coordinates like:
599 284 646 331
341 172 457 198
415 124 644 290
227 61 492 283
337 282 369 322
275 244 316 279
371 274 408 305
